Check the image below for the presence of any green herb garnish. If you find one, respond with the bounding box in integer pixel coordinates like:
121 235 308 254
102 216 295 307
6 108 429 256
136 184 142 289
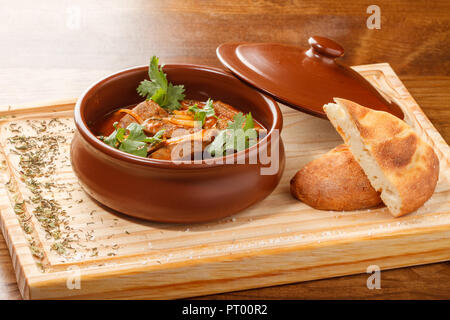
207 112 257 156
137 56 185 111
101 122 164 157
188 99 217 126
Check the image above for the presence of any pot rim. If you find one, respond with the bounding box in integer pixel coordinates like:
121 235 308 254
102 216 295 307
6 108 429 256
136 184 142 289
74 64 283 169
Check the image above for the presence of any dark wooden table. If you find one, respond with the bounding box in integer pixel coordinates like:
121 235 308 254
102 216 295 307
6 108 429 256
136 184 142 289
0 0 449 299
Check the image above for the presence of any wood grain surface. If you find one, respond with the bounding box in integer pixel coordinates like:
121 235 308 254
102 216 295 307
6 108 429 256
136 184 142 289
0 66 448 300
0 0 448 299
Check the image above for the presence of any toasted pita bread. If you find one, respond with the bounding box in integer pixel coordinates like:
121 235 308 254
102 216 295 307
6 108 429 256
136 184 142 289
323 98 439 217
290 144 382 211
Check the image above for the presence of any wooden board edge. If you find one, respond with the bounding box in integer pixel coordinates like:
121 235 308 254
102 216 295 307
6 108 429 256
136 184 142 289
0 208 36 300
25 226 450 299
0 63 448 299
0 99 77 116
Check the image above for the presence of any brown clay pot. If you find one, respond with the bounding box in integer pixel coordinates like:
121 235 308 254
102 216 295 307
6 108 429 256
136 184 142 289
71 64 285 223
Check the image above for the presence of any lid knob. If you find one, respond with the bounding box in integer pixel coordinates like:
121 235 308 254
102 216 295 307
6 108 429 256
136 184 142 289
308 36 344 58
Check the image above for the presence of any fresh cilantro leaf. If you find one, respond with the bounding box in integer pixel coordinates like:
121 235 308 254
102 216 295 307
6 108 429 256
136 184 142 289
202 99 216 117
148 56 168 93
227 112 246 130
165 83 186 111
150 87 167 106
100 122 165 157
136 56 185 110
119 139 148 157
193 108 206 126
101 122 125 148
243 113 255 131
126 122 148 141
206 130 227 156
206 112 257 156
143 129 165 145
136 80 158 100
188 99 217 126
102 132 118 148
188 104 202 123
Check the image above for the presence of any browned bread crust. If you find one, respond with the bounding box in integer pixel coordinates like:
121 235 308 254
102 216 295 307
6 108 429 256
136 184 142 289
324 98 440 217
290 144 382 211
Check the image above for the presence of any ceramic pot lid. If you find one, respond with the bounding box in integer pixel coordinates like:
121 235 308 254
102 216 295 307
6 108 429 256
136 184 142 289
217 36 403 119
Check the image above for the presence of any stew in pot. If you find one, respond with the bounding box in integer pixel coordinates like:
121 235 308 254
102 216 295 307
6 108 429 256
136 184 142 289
93 56 266 161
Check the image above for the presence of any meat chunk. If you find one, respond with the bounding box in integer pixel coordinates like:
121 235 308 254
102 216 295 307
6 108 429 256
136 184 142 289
215 118 229 130
212 101 264 131
149 129 218 161
118 100 168 128
143 119 196 138
213 101 239 121
181 99 239 127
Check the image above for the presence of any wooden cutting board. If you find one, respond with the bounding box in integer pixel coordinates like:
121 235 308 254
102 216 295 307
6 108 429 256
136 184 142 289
0 63 448 300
